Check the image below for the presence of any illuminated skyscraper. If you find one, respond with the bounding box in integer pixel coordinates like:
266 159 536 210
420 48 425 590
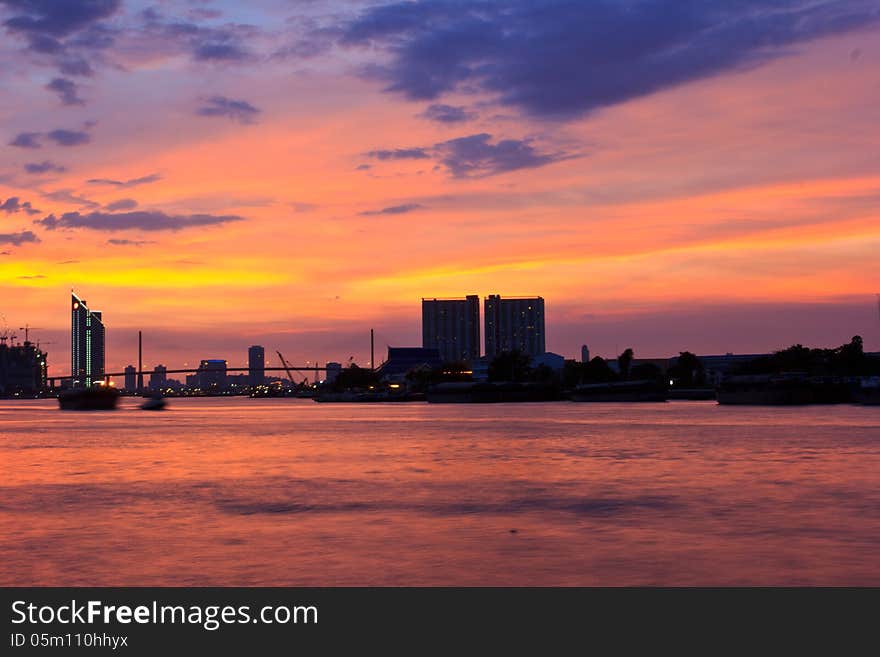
71 292 106 387
422 295 480 363
484 295 545 358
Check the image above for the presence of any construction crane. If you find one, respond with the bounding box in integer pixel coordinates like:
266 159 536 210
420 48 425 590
19 325 42 343
276 351 295 384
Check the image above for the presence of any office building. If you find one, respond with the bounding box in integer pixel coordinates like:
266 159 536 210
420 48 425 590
484 295 545 358
248 345 265 386
581 345 590 363
422 295 481 363
197 359 227 389
124 365 136 392
149 365 167 390
71 292 105 387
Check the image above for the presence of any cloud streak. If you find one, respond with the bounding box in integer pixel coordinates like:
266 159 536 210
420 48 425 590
195 96 261 124
34 210 245 232
87 173 161 188
366 147 430 160
359 203 424 216
24 160 66 174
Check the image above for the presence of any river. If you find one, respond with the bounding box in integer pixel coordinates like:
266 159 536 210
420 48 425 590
1 398 878 585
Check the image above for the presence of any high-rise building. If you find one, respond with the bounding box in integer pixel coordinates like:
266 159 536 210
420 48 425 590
484 295 545 358
149 365 167 390
421 295 480 363
71 292 105 387
0 340 47 394
581 345 590 363
124 365 136 392
197 359 227 389
248 345 265 386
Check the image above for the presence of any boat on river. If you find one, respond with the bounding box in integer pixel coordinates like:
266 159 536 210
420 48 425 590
57 386 120 410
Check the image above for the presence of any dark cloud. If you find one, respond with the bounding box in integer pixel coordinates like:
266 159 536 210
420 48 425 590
0 197 40 215
196 96 260 124
46 77 84 105
1 0 120 38
434 133 566 178
419 103 475 123
87 173 161 188
35 210 244 232
16 274 46 279
1 1 121 78
104 198 138 211
57 56 93 77
0 230 40 246
291 202 317 212
339 0 880 119
366 147 430 160
46 129 90 146
9 132 42 149
193 41 249 61
25 32 63 53
107 238 154 246
24 160 67 174
359 203 424 216
355 164 372 171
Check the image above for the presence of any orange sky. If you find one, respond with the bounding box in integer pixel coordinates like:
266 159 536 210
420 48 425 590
1 3 879 376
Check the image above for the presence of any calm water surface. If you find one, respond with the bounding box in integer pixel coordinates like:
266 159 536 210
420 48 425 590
1 398 878 585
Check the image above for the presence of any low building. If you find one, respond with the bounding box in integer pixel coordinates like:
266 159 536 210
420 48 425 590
377 347 442 382
533 351 565 373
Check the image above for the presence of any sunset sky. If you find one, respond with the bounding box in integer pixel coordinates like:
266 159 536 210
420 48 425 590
1 0 879 376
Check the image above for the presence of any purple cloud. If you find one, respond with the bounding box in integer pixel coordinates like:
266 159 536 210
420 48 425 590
46 77 85 105
9 132 42 149
35 210 244 232
359 203 424 216
0 230 40 246
196 96 260 124
24 160 66 174
1 197 40 215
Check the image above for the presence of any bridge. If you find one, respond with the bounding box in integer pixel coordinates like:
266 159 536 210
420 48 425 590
45 366 332 387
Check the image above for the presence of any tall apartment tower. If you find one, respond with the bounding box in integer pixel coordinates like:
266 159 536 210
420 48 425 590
71 292 106 387
248 345 265 386
124 365 137 392
421 295 481 363
484 295 545 358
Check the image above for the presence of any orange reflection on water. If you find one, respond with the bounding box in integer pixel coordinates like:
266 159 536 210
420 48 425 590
1 398 879 585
